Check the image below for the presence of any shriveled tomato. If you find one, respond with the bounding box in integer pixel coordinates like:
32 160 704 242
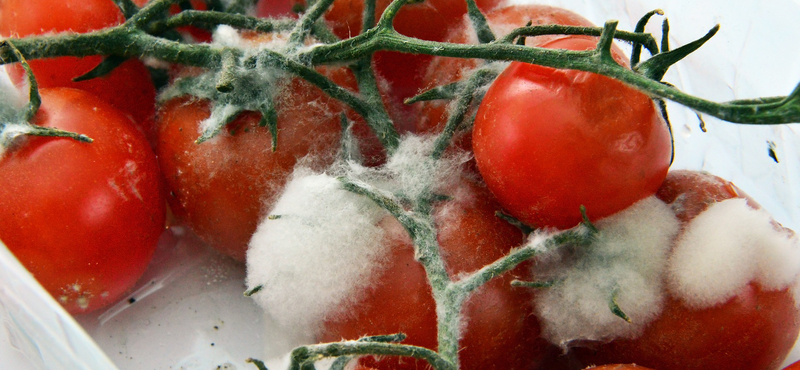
417 4 597 161
318 177 556 370
0 0 157 133
0 88 165 314
472 36 671 230
156 64 360 261
567 170 800 370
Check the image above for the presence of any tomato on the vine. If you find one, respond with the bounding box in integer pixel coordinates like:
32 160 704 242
0 88 166 314
472 36 672 230
567 170 800 370
317 176 557 370
417 4 597 161
258 0 502 117
0 0 157 133
155 64 361 261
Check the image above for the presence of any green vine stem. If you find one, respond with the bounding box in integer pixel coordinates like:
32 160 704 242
338 176 595 369
0 1 797 126
289 339 453 370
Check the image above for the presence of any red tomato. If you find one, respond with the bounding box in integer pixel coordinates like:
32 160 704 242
567 170 800 370
318 177 557 370
0 0 157 134
417 4 597 165
472 36 672 230
155 65 360 261
0 88 166 314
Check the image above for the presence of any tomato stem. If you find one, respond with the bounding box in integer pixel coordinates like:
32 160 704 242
289 340 454 370
430 66 500 160
2 6 797 124
465 0 495 44
287 0 336 48
630 9 664 65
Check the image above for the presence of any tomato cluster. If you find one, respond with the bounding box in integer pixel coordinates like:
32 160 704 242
0 1 798 370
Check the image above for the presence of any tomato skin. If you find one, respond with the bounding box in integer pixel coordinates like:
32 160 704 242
472 36 671 230
318 177 556 370
156 68 354 261
567 170 800 370
654 169 760 222
0 0 157 133
0 88 166 314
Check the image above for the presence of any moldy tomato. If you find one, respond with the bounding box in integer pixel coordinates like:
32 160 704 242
156 66 357 262
472 36 672 230
318 176 557 370
567 170 800 370
0 88 165 314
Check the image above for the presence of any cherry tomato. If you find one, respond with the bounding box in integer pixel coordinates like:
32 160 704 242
0 88 166 314
472 36 672 230
0 0 157 133
318 177 557 370
155 64 360 261
568 170 800 370
417 4 597 165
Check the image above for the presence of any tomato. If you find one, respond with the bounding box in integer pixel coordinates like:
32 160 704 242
0 0 157 134
472 36 671 230
155 63 360 261
566 170 800 370
317 177 557 370
0 88 166 314
416 4 597 163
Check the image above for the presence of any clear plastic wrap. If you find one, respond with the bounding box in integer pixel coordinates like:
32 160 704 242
1 0 799 368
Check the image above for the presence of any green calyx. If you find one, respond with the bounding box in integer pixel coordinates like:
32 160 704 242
0 41 91 155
